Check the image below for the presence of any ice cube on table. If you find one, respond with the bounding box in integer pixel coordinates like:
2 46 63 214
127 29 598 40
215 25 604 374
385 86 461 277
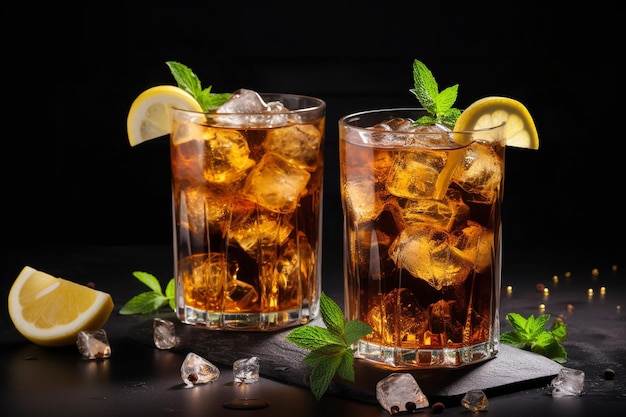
461 389 488 411
233 356 260 384
376 372 429 414
551 367 585 397
76 329 111 359
153 318 178 349
180 352 220 386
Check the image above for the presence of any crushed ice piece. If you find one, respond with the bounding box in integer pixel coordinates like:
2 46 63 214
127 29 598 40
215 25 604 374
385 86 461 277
76 329 111 359
461 389 488 411
180 352 220 386
376 373 429 414
551 367 585 397
233 356 260 384
153 318 178 349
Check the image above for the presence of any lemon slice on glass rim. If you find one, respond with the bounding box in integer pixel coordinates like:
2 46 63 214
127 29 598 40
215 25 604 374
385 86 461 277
8 266 114 347
126 85 203 146
453 96 539 149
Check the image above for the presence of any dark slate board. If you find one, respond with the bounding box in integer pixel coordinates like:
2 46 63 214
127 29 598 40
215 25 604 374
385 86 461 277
129 313 562 404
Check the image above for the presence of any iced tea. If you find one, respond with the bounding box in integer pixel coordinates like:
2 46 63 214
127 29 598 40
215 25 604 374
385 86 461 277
340 109 505 367
171 91 325 330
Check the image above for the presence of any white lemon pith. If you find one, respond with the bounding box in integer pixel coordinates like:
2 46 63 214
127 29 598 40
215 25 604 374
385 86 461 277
8 266 114 347
454 96 539 150
126 85 203 146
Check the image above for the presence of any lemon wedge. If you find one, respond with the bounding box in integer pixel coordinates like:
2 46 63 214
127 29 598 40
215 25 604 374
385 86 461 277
8 266 114 347
454 96 539 149
126 85 203 146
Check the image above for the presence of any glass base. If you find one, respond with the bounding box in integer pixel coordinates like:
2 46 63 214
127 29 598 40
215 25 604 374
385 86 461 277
177 305 316 331
355 339 499 368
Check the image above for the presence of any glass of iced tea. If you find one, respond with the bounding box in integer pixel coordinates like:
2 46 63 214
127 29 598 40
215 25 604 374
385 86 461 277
339 108 505 367
171 90 325 331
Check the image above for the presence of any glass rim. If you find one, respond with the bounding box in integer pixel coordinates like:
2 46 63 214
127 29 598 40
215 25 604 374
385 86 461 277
339 107 506 134
172 92 326 116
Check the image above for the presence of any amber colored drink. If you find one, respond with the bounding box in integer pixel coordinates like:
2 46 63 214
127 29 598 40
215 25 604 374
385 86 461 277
339 108 505 367
171 92 325 330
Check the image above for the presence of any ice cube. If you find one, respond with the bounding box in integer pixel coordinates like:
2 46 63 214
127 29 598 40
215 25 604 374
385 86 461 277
229 206 293 255
180 352 220 386
452 142 503 203
178 184 233 236
215 89 289 127
451 220 494 273
200 128 255 184
386 145 465 201
224 278 260 312
551 367 585 397
388 224 471 290
344 176 386 222
273 236 314 311
366 288 429 347
179 253 232 312
233 356 260 384
401 188 470 231
376 372 429 414
461 389 488 411
76 329 111 360
242 153 311 213
153 318 178 350
264 124 322 171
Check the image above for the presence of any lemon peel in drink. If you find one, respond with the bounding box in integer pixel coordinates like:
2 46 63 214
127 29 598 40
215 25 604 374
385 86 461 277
126 85 203 146
453 96 540 149
8 266 114 347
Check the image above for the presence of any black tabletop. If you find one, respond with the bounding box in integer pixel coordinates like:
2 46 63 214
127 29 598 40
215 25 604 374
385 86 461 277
1 245 624 417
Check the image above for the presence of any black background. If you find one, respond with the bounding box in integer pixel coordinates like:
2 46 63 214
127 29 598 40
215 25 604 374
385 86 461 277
3 2 622 260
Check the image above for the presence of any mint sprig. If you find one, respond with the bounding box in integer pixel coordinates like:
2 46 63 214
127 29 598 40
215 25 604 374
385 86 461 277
410 59 461 128
286 292 372 401
500 312 568 363
119 271 175 315
165 61 231 112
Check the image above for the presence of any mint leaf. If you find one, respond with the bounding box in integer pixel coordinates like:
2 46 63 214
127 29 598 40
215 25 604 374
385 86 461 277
286 325 345 352
336 349 355 381
305 351 343 401
320 292 345 334
165 61 231 111
500 312 568 363
119 291 169 315
285 291 373 400
166 61 203 99
344 320 374 346
165 278 176 311
119 272 175 315
409 59 461 128
132 271 163 295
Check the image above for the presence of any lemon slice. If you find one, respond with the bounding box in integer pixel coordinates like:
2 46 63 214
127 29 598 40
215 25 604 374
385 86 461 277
453 96 539 149
8 266 114 347
127 85 203 146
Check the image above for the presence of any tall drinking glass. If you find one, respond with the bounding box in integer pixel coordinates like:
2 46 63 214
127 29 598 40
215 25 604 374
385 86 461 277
171 93 325 331
339 108 505 367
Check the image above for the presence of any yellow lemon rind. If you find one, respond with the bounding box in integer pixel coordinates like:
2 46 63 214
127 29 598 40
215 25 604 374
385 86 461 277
453 96 539 150
8 266 114 347
126 85 203 147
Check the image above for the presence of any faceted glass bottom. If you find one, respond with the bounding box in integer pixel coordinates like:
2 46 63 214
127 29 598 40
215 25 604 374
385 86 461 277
355 339 499 368
177 305 317 331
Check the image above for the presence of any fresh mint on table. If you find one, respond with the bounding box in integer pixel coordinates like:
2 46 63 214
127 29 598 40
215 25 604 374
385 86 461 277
500 312 568 363
286 292 373 401
119 272 175 315
410 59 462 129
165 61 231 112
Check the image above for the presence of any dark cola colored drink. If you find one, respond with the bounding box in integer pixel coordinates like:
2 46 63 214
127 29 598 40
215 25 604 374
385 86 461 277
171 92 325 331
340 109 505 367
